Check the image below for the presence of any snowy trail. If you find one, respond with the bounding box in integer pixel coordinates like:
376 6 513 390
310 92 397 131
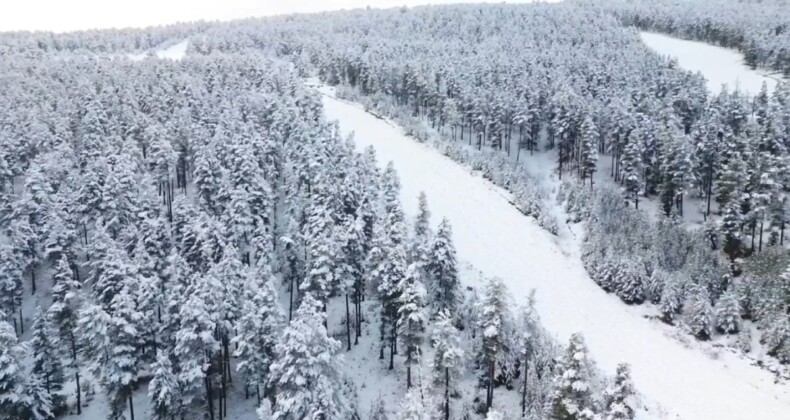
319 88 790 420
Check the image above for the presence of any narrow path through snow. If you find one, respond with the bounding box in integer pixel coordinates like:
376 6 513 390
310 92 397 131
319 87 790 420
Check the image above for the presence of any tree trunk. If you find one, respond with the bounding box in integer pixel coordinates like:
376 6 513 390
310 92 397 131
444 367 450 420
75 371 81 415
129 393 135 420
521 353 528 417
345 292 352 351
31 267 36 295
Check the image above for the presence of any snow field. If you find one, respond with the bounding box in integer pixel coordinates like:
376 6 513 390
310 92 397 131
639 32 781 96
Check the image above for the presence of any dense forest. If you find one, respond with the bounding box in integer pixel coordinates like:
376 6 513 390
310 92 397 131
1 1 788 419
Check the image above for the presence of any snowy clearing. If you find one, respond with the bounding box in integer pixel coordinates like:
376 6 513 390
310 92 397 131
639 32 781 96
127 39 189 61
318 85 790 420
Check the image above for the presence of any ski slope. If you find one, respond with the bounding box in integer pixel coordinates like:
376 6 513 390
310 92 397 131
318 86 790 420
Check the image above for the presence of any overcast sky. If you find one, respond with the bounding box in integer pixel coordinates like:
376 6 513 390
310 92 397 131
0 0 557 33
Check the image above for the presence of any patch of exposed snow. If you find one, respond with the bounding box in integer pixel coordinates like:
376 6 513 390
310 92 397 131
155 39 189 60
639 32 782 96
318 84 790 420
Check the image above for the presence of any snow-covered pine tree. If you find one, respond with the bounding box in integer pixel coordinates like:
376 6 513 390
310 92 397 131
620 137 644 209
715 287 741 334
30 305 64 408
398 263 427 389
0 315 27 416
47 254 82 414
427 218 460 315
603 363 635 420
686 284 714 340
549 333 597 420
174 279 219 418
396 386 432 420
432 310 463 420
579 114 599 188
148 352 182 420
233 266 283 403
269 294 353 420
16 373 54 420
0 245 24 334
412 192 432 267
478 277 510 412
659 274 684 325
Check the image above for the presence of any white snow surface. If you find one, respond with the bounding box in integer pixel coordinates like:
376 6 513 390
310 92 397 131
319 85 790 420
127 39 189 61
639 32 781 96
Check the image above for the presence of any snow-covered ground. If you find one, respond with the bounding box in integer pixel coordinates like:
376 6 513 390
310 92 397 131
128 39 189 61
639 32 782 96
318 85 790 420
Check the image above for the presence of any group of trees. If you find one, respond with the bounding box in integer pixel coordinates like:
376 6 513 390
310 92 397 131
0 42 375 418
0 14 637 420
201 2 790 366
600 0 790 75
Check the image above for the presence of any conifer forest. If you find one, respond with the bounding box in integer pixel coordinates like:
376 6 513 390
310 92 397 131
0 1 789 419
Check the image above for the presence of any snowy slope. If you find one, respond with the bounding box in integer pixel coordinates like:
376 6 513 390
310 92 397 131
318 86 790 420
639 32 781 96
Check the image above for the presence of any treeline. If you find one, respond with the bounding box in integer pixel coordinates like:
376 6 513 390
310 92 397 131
594 0 790 76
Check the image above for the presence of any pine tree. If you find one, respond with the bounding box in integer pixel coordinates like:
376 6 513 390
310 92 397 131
269 294 352 420
30 305 64 407
659 275 683 325
398 263 427 389
174 280 219 418
47 254 82 415
620 137 644 209
686 285 714 340
233 269 283 403
427 218 460 315
17 373 54 420
412 192 432 267
0 316 26 416
549 333 597 420
0 245 24 334
396 387 431 420
603 363 635 420
478 277 509 411
715 287 741 334
579 115 599 188
432 310 463 420
148 353 181 420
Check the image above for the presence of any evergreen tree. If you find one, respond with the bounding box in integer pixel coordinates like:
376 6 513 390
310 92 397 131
432 310 463 420
549 333 597 420
715 287 741 334
478 277 510 411
398 263 427 389
47 254 83 415
233 269 283 403
30 305 64 406
603 363 635 420
427 218 460 315
579 115 598 188
148 353 181 420
686 285 714 340
396 387 432 420
0 316 26 416
412 192 432 267
0 245 24 334
269 294 352 420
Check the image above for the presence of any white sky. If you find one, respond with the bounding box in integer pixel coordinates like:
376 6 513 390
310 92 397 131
0 0 556 33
